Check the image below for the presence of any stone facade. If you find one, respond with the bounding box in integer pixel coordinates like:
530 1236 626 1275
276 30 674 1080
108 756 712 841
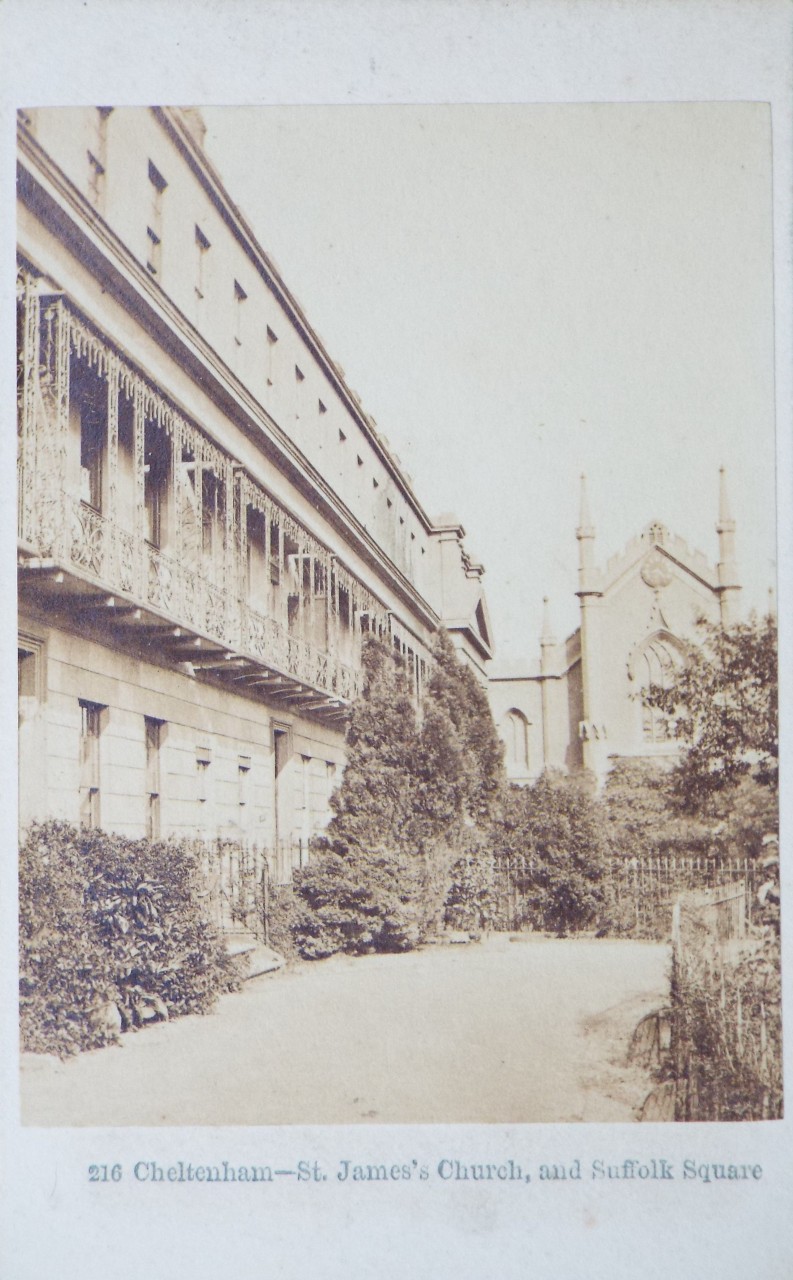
489 473 741 785
16 106 492 864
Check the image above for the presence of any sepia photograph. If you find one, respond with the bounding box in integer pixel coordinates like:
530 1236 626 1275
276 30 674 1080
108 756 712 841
3 3 792 1279
16 100 780 1127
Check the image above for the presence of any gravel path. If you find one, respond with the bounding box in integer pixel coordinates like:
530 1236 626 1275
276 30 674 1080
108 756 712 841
21 934 669 1126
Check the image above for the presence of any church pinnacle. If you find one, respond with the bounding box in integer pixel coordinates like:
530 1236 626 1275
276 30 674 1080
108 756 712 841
716 466 740 625
576 473 597 592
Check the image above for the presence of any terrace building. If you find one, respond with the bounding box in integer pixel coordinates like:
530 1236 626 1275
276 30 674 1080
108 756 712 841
16 106 493 874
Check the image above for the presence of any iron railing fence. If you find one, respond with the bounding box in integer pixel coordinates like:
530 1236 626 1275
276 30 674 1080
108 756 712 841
190 837 308 945
491 852 764 938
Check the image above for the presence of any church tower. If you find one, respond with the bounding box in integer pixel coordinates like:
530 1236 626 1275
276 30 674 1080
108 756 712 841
716 466 741 626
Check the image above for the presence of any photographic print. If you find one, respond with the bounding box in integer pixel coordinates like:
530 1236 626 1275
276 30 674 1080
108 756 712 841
16 101 780 1128
3 4 792 1279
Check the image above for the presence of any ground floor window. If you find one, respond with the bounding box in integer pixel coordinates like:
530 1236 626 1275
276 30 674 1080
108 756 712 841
79 699 105 828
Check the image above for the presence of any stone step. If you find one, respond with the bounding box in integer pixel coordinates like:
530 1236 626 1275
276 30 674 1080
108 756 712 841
225 933 285 979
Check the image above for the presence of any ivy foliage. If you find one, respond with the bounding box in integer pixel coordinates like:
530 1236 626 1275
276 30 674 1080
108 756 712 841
19 822 241 1057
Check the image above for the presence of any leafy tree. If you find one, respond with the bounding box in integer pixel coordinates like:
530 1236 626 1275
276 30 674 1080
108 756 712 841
603 758 712 857
645 614 778 810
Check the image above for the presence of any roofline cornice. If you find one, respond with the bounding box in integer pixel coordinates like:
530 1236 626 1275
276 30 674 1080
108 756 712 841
154 107 435 533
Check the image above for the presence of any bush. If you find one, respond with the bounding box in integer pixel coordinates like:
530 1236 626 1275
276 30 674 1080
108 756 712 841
495 776 609 935
19 821 241 1057
444 829 503 931
292 845 423 958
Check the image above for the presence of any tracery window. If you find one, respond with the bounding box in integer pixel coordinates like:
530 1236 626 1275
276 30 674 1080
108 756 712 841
638 636 680 743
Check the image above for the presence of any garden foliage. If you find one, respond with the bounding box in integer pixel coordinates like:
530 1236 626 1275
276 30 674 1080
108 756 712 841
667 934 782 1121
291 632 507 957
494 774 610 934
644 613 778 809
19 821 241 1057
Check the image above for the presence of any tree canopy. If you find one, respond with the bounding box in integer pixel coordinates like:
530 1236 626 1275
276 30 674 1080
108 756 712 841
645 614 777 810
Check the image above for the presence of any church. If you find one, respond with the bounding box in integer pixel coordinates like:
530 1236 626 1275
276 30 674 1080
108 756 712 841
488 470 741 785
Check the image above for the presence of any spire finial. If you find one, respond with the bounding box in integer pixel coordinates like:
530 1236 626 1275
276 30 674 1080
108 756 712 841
541 595 555 643
577 472 593 534
718 465 733 528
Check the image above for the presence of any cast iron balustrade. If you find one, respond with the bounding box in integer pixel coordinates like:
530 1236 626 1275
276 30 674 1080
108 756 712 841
16 273 407 710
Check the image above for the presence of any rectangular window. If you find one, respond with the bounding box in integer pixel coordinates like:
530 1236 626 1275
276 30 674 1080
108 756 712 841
266 326 278 386
196 745 212 832
146 160 167 275
72 354 108 512
79 699 105 828
80 407 104 510
145 717 163 839
195 225 210 301
238 755 251 831
234 279 247 346
144 421 169 547
87 106 112 207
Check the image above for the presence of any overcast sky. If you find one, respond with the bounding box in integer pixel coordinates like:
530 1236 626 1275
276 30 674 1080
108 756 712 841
203 103 775 663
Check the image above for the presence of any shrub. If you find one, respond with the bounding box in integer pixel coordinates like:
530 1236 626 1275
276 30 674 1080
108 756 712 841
292 845 423 959
495 776 609 934
19 821 241 1057
444 828 503 931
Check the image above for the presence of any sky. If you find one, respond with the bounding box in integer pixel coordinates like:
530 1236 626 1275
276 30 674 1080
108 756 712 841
199 104 775 663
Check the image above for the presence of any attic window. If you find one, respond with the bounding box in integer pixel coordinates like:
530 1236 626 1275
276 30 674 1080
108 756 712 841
148 160 166 193
357 455 364 467
295 365 305 382
372 478 379 490
318 399 327 414
338 429 346 443
386 498 393 510
266 326 278 344
410 532 415 541
234 280 247 301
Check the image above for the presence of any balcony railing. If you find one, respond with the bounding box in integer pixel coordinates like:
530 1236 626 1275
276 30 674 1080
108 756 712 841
17 272 430 708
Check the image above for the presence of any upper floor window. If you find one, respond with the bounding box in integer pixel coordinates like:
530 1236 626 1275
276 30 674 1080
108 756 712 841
234 280 247 346
71 354 108 511
194 225 210 301
146 160 167 276
87 107 112 207
143 420 170 548
266 326 278 385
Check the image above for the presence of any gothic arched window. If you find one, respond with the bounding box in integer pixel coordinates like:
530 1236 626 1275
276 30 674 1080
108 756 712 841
503 709 529 769
637 635 682 743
